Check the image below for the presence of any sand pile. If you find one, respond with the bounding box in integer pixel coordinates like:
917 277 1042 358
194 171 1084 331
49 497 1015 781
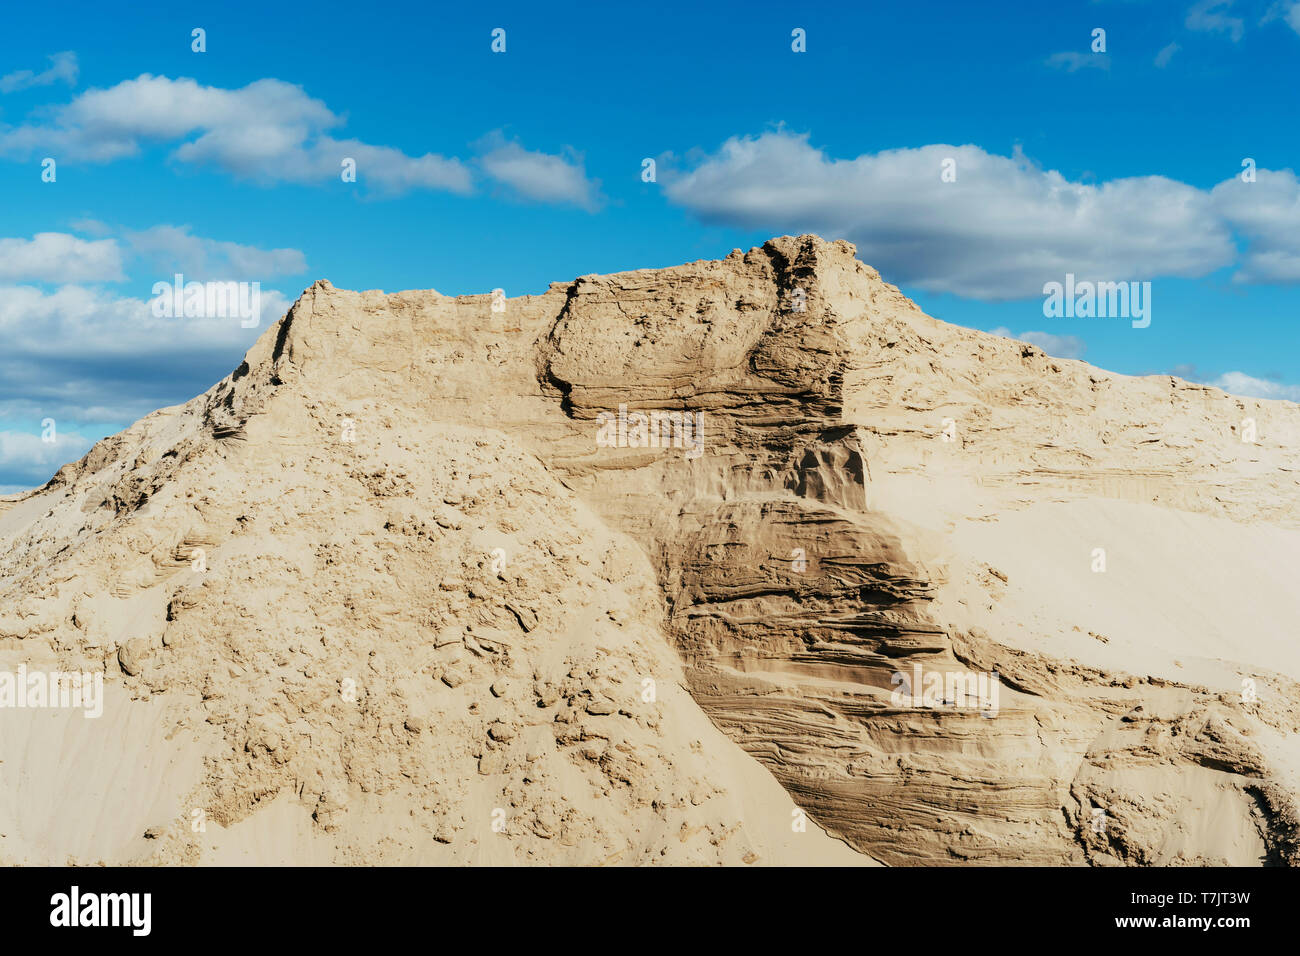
1 235 1296 865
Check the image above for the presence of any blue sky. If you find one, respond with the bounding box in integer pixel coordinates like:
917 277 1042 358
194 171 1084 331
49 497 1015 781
2 0 1299 489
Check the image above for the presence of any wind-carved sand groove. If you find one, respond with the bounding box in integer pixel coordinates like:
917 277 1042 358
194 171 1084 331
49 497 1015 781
1 235 1297 865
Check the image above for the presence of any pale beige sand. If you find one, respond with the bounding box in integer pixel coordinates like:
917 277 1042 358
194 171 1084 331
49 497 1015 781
1 235 1295 865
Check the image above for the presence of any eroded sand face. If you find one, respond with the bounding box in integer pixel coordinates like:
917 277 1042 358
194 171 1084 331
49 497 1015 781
1 235 1296 865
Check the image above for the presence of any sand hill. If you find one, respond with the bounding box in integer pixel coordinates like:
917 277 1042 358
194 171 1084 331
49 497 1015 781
1 235 1297 865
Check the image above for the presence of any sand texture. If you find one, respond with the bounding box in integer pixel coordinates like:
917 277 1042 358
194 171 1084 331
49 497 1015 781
2 236 1296 865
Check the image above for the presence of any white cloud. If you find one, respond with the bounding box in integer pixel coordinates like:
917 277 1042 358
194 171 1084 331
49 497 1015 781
1155 42 1181 67
0 219 307 487
0 74 473 195
0 226 308 284
1211 168 1300 283
0 233 124 282
0 280 297 488
0 74 601 204
0 429 95 492
68 217 113 237
1186 0 1245 42
1210 371 1300 401
0 51 78 94
1045 52 1109 72
0 283 291 361
1167 364 1300 403
124 225 308 279
0 283 293 425
476 132 604 211
662 132 1236 300
989 327 1087 360
321 138 473 196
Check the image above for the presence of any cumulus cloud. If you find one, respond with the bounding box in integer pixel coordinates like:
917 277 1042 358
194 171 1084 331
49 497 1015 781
1186 0 1245 42
0 51 78 94
0 279 295 489
0 283 291 361
0 233 124 283
1210 168 1300 283
0 429 96 493
662 131 1300 298
661 132 1237 300
1166 364 1300 403
476 132 604 211
0 74 605 204
0 74 473 195
123 225 308 279
1210 371 1300 402
0 219 312 487
989 328 1087 360
0 226 308 285
0 282 294 426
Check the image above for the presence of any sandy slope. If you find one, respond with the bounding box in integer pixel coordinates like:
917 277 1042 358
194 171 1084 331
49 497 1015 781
0 411 864 865
1 235 1296 865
